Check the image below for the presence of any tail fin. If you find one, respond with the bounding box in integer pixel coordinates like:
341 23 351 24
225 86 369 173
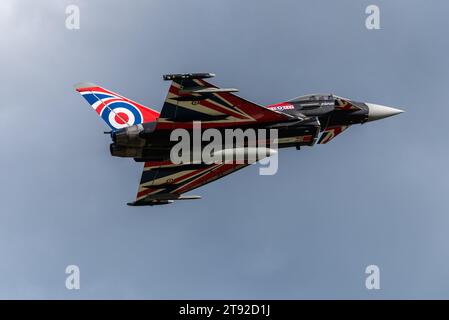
74 82 160 130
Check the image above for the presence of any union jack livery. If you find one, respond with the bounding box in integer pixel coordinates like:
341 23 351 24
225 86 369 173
75 73 403 206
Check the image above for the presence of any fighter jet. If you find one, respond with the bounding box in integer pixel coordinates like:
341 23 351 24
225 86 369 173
75 73 403 206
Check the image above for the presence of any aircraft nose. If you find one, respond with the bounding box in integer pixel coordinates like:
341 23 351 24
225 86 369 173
366 103 404 122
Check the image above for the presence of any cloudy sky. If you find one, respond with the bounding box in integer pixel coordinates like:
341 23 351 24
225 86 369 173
1 0 448 299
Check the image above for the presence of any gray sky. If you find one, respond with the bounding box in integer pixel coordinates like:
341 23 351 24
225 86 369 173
1 0 449 299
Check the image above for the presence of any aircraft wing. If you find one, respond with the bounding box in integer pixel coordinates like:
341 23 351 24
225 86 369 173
156 73 294 129
128 160 250 206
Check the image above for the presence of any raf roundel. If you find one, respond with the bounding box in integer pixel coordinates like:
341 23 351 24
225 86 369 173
101 101 143 129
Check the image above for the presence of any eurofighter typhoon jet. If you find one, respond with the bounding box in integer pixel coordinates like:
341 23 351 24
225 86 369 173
75 73 403 206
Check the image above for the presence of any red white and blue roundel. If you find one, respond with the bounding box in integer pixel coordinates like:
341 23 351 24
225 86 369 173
75 83 160 130
99 100 143 129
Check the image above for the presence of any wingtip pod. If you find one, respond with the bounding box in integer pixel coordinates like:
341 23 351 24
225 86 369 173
162 72 215 81
127 194 202 206
127 200 174 206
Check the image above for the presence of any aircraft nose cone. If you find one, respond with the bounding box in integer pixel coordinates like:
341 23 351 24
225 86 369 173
366 103 404 122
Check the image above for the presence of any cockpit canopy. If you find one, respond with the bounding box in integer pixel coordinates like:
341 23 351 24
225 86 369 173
288 94 336 115
288 93 335 104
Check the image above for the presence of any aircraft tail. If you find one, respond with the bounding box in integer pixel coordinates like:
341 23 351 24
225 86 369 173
74 82 160 130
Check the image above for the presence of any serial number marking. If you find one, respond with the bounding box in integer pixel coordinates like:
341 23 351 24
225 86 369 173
223 304 270 317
